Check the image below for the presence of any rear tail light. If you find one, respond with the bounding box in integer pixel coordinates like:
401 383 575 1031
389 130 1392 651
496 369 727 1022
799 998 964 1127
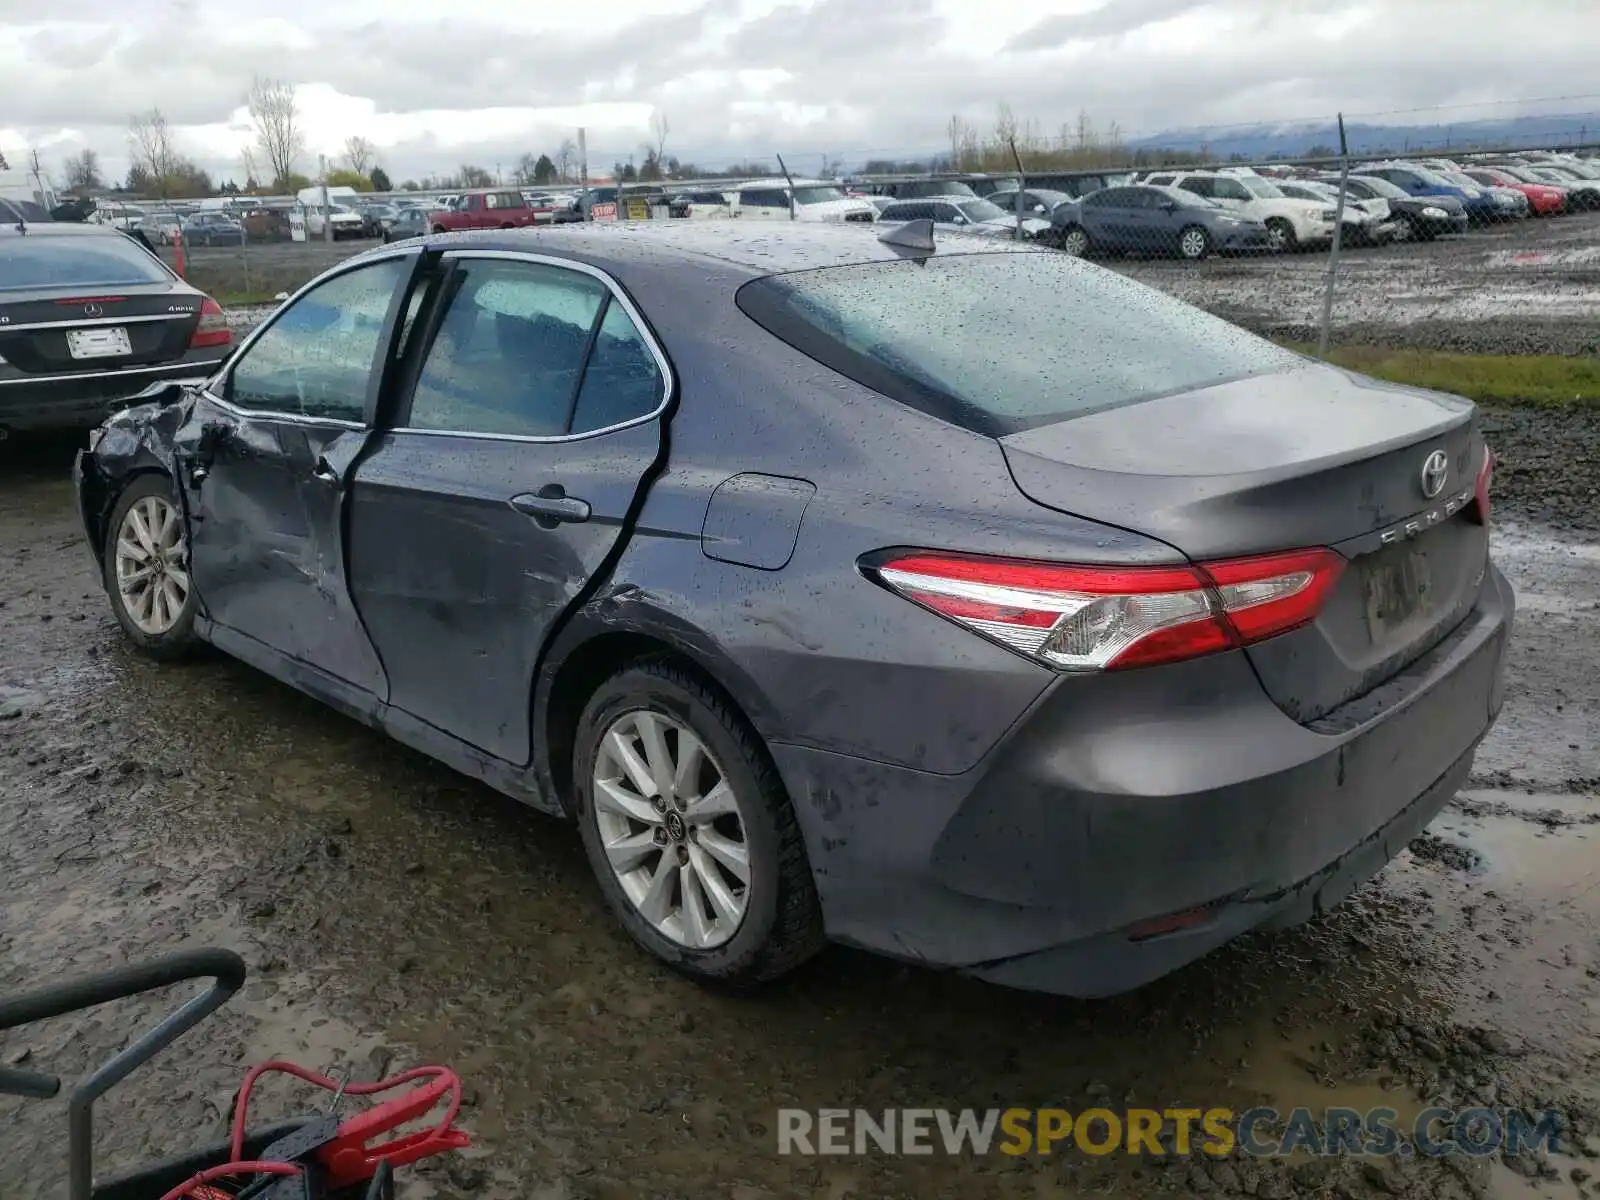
188 296 232 349
1469 445 1495 525
869 547 1345 672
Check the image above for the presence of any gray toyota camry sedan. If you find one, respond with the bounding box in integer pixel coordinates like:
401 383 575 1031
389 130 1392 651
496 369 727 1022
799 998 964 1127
73 222 1511 997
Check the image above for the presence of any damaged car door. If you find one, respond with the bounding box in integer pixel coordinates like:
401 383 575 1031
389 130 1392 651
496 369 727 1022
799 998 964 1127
175 254 420 699
346 251 672 762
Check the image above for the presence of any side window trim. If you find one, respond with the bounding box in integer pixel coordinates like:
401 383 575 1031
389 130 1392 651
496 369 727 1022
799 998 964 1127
388 249 675 444
204 248 422 428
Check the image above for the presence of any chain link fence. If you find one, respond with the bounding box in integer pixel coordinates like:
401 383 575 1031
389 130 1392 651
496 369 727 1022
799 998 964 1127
109 137 1600 360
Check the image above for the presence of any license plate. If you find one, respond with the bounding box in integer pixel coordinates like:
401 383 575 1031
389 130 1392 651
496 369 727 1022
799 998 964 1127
1363 550 1433 640
66 327 132 359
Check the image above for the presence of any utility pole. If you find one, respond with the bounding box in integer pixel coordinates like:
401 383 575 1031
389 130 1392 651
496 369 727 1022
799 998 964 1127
578 128 591 221
319 153 332 243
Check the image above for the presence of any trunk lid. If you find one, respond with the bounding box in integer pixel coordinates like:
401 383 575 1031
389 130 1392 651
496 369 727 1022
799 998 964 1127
1000 361 1488 723
0 283 202 374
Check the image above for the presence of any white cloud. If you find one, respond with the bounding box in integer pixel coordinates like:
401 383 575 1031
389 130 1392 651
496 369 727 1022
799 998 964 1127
1 0 1595 186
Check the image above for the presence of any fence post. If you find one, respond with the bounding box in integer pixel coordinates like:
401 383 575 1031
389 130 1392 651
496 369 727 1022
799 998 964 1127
1317 113 1350 359
1007 137 1028 242
776 154 797 220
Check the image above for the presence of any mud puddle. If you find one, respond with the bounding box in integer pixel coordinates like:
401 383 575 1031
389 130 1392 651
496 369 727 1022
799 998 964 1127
4 437 1599 1198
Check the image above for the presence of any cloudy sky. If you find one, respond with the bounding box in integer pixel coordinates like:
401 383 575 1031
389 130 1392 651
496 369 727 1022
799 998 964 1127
2 0 1595 187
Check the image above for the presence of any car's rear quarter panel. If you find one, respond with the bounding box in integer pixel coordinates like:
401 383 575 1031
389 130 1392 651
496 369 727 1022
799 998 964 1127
578 249 1188 777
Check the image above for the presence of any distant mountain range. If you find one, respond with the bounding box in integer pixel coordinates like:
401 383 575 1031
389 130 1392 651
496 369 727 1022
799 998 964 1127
1121 113 1600 161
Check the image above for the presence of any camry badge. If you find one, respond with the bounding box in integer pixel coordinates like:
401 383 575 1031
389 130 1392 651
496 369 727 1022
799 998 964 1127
1419 450 1449 499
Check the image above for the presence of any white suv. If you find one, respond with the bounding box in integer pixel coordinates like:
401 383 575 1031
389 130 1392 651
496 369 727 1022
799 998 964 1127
732 179 877 223
1165 171 1337 252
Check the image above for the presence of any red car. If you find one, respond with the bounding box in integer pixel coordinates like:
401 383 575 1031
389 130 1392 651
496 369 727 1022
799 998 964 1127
1462 168 1568 215
428 188 541 233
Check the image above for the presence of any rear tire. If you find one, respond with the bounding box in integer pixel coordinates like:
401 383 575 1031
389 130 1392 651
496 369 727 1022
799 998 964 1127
1177 225 1211 260
103 475 201 661
573 660 825 988
1058 225 1090 257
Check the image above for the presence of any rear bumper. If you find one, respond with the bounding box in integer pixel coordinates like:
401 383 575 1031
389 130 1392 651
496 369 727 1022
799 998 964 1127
0 352 226 433
774 564 1513 997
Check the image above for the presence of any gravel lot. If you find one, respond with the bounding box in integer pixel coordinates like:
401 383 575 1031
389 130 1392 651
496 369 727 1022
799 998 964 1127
1120 211 1600 354
177 212 1600 354
2 407 1598 1199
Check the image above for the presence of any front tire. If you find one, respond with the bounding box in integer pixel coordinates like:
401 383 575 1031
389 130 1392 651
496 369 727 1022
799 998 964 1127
103 475 200 661
573 660 824 987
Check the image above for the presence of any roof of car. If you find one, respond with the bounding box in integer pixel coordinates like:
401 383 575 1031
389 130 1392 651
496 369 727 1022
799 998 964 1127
0 219 123 238
347 221 1027 279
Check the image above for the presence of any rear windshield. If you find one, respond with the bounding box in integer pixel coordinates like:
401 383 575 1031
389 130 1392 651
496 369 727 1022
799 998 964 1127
736 252 1299 435
0 234 170 292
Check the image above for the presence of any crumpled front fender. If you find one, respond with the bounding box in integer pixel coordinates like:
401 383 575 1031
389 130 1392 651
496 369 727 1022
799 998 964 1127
76 384 200 567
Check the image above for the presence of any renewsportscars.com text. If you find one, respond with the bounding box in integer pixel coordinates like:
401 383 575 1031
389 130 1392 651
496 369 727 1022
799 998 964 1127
776 1107 1562 1158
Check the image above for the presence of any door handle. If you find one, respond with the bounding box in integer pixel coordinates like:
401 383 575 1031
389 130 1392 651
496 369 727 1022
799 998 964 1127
510 488 591 527
311 456 340 486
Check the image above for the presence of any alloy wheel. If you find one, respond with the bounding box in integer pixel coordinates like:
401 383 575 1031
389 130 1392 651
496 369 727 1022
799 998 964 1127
1180 228 1208 259
1062 228 1089 257
592 709 750 949
114 494 189 636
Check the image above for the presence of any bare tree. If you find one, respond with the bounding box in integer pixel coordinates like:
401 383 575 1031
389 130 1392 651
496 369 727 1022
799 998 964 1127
1074 109 1096 153
947 114 973 170
248 75 303 188
129 109 179 194
240 146 261 190
649 110 669 163
62 148 103 192
342 135 375 178
555 138 577 183
993 103 1018 150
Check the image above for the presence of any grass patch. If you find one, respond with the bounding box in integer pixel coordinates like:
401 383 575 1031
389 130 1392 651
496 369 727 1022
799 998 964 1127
213 291 286 308
1280 344 1600 408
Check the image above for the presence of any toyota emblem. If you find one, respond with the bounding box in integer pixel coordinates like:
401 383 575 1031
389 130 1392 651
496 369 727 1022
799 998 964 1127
82 302 103 318
1419 450 1449 499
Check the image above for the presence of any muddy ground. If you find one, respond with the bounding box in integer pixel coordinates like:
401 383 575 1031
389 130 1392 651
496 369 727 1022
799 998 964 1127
2 407 1598 1200
173 211 1600 355
1120 211 1600 355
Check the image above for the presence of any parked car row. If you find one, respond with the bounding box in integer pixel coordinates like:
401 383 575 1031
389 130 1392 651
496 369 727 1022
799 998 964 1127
850 148 1600 261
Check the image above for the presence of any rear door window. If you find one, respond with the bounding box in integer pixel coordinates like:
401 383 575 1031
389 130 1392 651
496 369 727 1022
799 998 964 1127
569 302 666 434
403 257 607 437
737 252 1300 436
